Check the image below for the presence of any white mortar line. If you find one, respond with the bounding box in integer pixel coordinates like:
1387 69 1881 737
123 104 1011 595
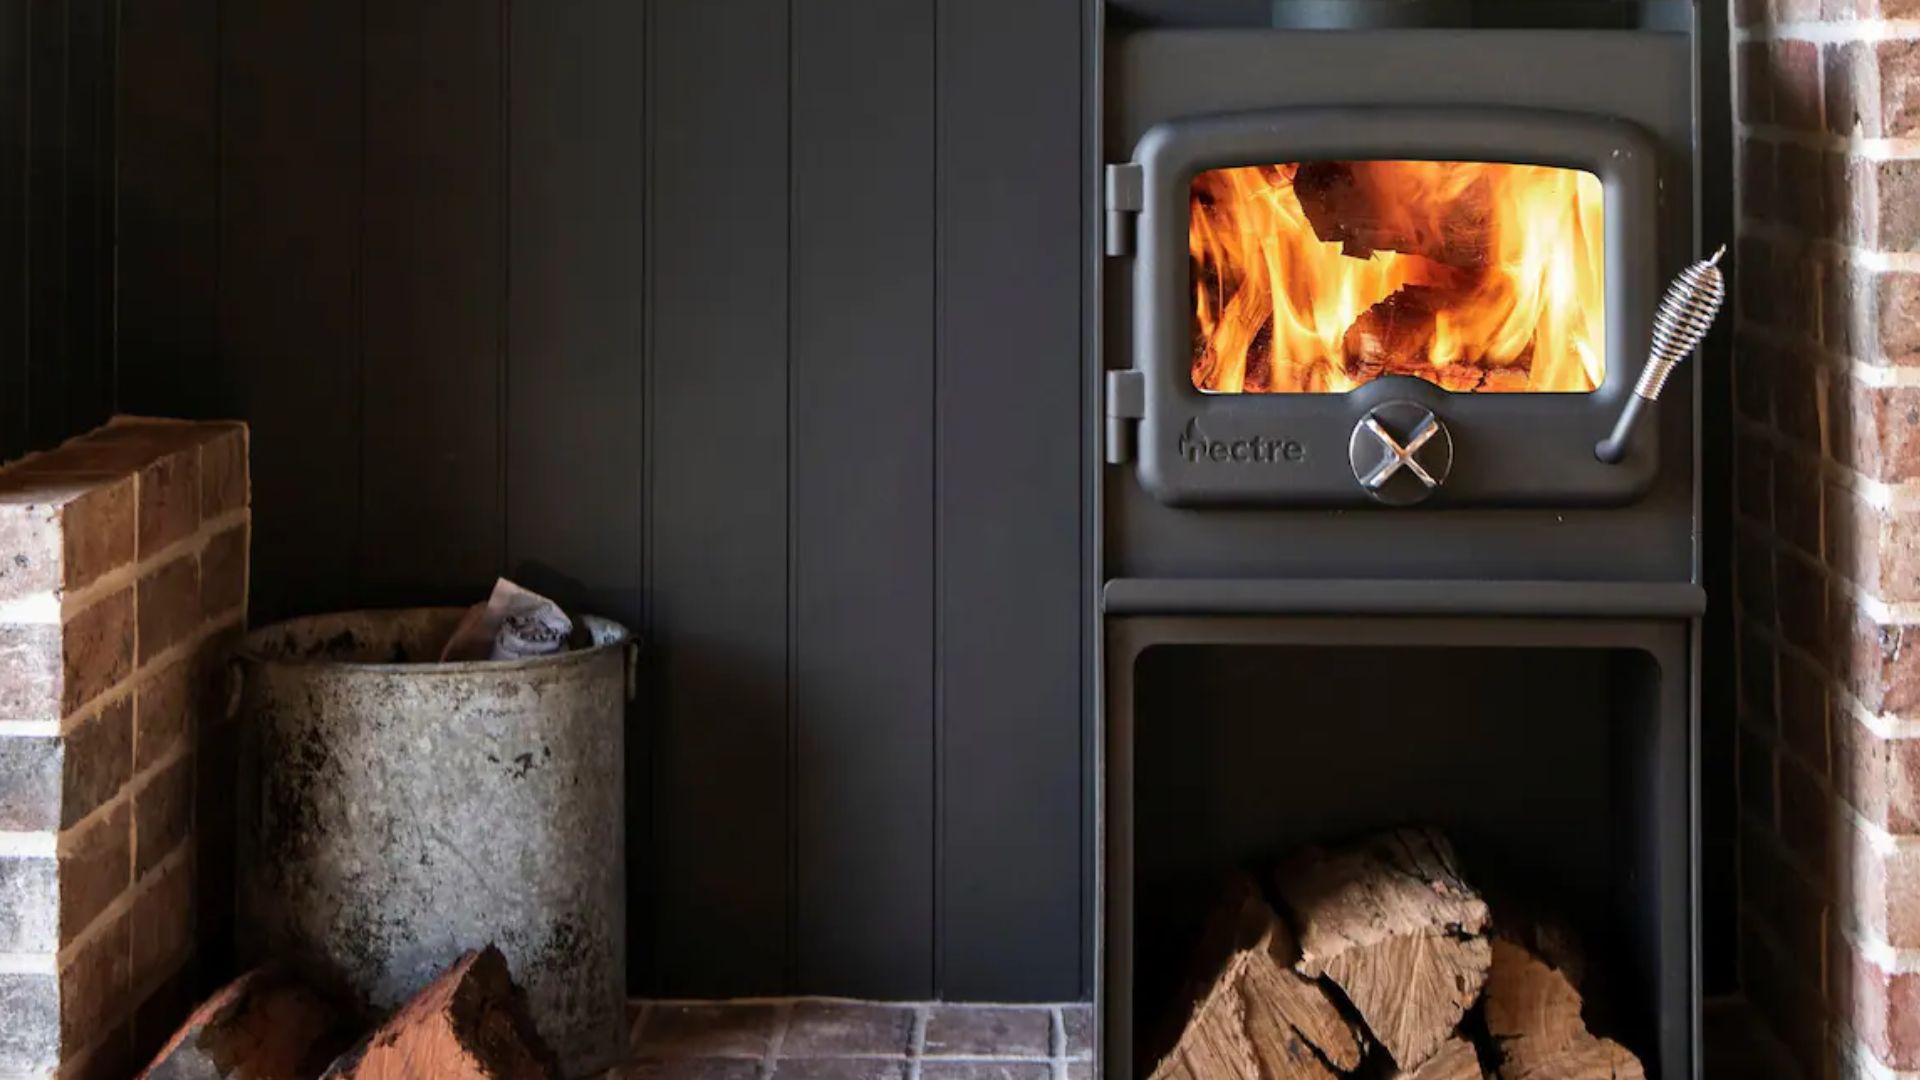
53 841 190 968
54 739 192 857
1740 18 1920 42
1839 1020 1920 1079
1736 217 1920 277
0 592 59 626
0 506 251 632
0 721 61 738
0 831 55 858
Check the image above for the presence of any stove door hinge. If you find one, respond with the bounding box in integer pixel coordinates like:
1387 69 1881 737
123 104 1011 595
1104 163 1143 257
1105 369 1146 464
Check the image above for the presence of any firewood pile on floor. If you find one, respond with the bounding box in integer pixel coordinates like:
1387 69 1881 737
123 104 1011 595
137 946 560 1080
1148 828 1644 1080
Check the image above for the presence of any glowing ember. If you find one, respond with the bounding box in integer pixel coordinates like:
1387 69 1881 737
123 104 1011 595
1188 160 1606 394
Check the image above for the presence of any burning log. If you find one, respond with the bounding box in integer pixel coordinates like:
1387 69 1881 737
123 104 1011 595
1148 874 1365 1080
1293 162 1493 269
321 946 560 1080
138 967 354 1080
1340 285 1499 392
1485 937 1644 1080
1271 828 1492 1073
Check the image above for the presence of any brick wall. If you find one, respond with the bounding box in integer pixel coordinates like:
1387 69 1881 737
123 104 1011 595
0 419 248 1078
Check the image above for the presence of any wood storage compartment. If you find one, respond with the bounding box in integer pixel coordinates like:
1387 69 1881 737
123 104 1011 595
232 608 635 1077
1109 621 1692 1080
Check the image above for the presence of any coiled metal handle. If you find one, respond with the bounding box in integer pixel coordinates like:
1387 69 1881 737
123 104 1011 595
1596 246 1727 464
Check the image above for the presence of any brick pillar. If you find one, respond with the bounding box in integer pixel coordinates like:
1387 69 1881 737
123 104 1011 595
0 419 248 1079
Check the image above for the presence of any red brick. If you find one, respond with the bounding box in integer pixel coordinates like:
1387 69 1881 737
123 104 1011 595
199 523 247 619
1840 606 1920 715
1744 618 1782 724
1838 717 1920 834
1877 271 1920 364
60 698 130 829
1739 526 1780 625
129 855 192 996
61 588 133 716
1737 332 1779 424
1780 142 1830 238
1831 494 1920 603
1832 41 1871 135
1737 428 1776 527
1775 40 1826 132
1738 233 1775 327
197 423 247 519
135 446 198 561
1743 42 1776 125
1778 0 1822 22
1870 160 1920 252
1738 0 1772 25
0 735 61 832
62 478 135 592
1783 652 1834 774
0 499 62 604
133 659 192 773
134 756 191 876
1775 450 1826 558
1742 139 1778 224
59 911 128 1056
1834 379 1920 482
58 801 129 946
1743 825 1830 985
1779 242 1827 342
1842 819 1920 948
1777 553 1831 665
0 622 60 720
1776 348 1827 450
1781 752 1835 871
135 554 199 667
1743 914 1832 1076
1846 944 1920 1070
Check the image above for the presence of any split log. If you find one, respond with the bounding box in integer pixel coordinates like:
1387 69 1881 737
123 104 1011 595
1271 828 1492 1073
1390 1035 1488 1080
321 946 559 1080
1340 286 1493 392
138 967 354 1080
1149 874 1365 1080
1293 162 1493 268
1485 937 1644 1080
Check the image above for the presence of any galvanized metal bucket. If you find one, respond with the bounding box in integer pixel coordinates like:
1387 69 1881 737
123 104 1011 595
232 607 633 1076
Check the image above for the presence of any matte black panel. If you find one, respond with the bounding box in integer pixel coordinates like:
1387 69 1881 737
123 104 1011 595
1104 29 1699 584
936 0 1087 1001
504 0 650 992
790 0 937 998
115 0 219 419
61 0 110 439
0 0 26 459
360 0 504 600
25 0 70 449
217 0 364 621
649 0 792 996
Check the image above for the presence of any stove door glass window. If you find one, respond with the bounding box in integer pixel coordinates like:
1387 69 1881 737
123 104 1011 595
1189 160 1605 394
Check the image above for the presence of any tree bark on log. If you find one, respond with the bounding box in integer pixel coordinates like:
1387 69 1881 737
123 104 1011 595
1149 874 1365 1080
138 967 354 1080
1485 937 1644 1080
1271 828 1492 1073
321 946 560 1080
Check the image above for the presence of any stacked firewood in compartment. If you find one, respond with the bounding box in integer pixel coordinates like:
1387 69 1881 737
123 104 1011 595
1148 828 1643 1080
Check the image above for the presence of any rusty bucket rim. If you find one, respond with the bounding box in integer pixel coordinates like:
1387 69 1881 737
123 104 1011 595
232 605 634 675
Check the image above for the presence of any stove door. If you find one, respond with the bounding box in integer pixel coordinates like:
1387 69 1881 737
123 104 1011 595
1109 106 1660 508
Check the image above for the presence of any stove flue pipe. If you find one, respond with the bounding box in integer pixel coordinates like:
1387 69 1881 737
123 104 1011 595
1595 246 1726 465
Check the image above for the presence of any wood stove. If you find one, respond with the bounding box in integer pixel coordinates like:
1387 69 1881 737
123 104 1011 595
1095 2 1713 1077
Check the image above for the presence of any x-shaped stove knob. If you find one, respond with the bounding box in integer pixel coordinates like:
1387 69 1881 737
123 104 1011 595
1347 402 1453 506
1359 414 1442 491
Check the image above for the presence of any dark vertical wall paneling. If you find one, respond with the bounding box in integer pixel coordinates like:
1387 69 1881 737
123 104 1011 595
0 0 114 459
935 0 1087 1000
0 0 28 459
216 0 364 622
360 0 504 601
113 0 1092 1000
116 0 218 420
790 0 938 998
504 0 650 986
649 0 792 995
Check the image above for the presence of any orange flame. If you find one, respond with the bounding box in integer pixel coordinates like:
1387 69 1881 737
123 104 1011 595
1188 160 1605 394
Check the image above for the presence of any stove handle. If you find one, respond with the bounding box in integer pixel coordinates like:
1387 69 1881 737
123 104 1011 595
1595 246 1726 465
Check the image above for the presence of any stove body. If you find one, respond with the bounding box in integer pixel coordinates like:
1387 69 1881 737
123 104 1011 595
1096 6 1708 1077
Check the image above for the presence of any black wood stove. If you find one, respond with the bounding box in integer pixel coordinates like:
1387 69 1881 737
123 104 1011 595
1093 1 1717 1076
